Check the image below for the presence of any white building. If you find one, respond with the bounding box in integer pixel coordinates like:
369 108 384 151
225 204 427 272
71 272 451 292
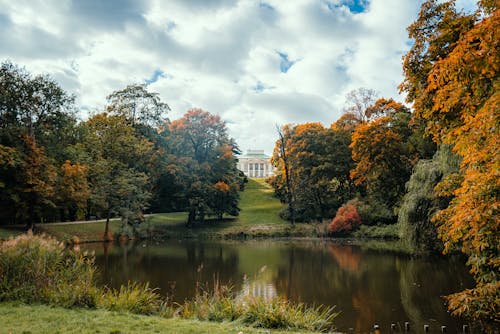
237 150 274 178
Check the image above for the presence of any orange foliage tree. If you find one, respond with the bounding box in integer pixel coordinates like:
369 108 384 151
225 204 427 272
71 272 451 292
401 0 499 322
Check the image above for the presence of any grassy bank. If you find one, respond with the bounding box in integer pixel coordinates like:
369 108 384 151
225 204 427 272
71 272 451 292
0 302 320 334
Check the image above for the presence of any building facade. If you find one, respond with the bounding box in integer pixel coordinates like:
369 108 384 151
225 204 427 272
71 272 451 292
237 150 274 178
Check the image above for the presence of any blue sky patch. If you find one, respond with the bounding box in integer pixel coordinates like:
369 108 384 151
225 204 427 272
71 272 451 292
277 51 296 73
326 0 369 14
259 2 274 11
145 69 165 85
253 81 274 92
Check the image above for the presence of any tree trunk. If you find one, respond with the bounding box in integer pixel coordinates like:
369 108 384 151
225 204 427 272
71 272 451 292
103 209 112 241
277 125 295 226
187 208 196 227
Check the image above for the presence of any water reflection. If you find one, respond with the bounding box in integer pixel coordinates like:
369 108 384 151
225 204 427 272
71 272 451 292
84 240 473 333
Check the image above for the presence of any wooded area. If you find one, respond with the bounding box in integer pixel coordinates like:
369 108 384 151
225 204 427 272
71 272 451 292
0 0 497 325
0 66 244 234
269 0 498 323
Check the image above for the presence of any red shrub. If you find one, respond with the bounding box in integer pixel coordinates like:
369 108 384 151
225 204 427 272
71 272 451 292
328 203 361 234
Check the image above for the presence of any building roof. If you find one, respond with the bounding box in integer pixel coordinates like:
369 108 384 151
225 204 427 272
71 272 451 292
239 149 270 159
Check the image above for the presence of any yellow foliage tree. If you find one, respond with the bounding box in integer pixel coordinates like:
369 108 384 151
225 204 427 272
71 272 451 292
401 0 499 322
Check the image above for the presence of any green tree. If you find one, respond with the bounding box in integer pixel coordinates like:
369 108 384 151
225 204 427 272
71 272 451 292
169 109 242 225
75 113 152 238
398 145 460 253
106 84 170 129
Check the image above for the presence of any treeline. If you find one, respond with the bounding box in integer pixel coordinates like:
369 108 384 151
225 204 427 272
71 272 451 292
270 0 499 323
0 62 244 233
270 93 437 238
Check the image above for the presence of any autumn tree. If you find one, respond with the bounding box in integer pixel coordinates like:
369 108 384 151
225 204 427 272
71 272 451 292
55 160 91 221
401 0 499 322
0 62 76 227
169 109 242 225
272 124 295 224
271 123 355 222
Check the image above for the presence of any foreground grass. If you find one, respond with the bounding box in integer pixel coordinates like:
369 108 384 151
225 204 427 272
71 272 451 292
0 302 320 334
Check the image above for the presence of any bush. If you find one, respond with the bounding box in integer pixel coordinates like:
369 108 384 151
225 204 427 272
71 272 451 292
0 233 98 307
328 202 361 235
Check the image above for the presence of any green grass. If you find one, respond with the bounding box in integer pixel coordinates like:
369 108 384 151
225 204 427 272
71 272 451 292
39 220 123 243
22 179 324 242
238 178 287 225
0 302 319 334
0 226 23 240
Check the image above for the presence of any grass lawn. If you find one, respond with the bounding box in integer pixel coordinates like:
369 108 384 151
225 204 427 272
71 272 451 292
0 226 24 240
5 179 326 242
0 302 318 334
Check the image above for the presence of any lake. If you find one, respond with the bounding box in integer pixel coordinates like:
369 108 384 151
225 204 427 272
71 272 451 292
83 239 474 333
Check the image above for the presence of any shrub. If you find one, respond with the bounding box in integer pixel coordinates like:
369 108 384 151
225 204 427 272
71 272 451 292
0 233 98 307
328 202 361 234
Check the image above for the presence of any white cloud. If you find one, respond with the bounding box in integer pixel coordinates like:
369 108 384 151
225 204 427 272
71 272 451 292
0 0 450 154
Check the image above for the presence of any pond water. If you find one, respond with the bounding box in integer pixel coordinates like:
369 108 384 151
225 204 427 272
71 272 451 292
83 240 474 333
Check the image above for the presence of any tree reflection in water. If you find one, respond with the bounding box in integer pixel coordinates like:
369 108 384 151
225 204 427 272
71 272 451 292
85 240 473 333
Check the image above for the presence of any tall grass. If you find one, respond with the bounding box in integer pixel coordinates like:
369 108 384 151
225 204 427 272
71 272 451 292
0 233 98 307
176 281 339 332
99 282 163 315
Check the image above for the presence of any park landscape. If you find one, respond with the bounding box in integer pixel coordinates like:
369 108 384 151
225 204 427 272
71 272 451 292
0 0 498 333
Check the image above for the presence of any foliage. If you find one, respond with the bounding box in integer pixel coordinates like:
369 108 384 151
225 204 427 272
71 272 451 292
271 123 355 222
398 145 460 253
169 109 243 225
351 223 400 240
0 233 98 307
0 62 76 226
401 0 499 322
328 202 361 235
349 101 430 214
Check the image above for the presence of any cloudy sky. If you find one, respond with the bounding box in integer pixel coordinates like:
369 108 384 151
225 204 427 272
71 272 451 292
0 0 476 154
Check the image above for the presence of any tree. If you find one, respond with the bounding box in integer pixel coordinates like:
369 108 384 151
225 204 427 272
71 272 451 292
0 62 76 227
169 109 242 225
76 113 153 238
270 123 355 222
55 160 91 221
106 84 170 129
397 145 460 253
400 0 499 322
272 124 295 225
343 88 378 123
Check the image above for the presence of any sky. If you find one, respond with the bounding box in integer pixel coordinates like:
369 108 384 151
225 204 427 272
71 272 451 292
0 0 476 155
